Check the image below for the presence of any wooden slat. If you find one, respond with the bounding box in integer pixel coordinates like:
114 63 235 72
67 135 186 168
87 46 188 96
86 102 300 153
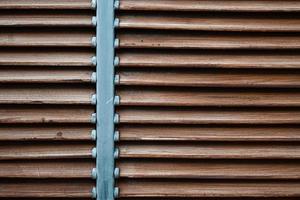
120 0 300 12
0 126 94 141
0 13 93 27
0 181 94 198
118 126 300 141
118 160 300 179
0 50 94 66
119 33 300 49
117 89 300 107
118 180 300 197
0 31 94 47
0 161 94 178
0 69 93 83
118 71 300 88
0 0 92 9
0 107 94 124
119 14 300 32
0 87 94 104
119 52 300 69
0 143 93 160
119 143 300 159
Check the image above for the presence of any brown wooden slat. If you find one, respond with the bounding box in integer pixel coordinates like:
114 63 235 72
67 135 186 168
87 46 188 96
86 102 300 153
118 160 300 179
0 0 92 9
119 33 300 49
0 51 94 66
0 181 94 198
0 14 93 27
119 52 300 69
0 143 93 160
0 107 94 124
117 89 300 107
0 69 93 83
119 143 300 159
0 160 94 178
118 126 300 141
0 31 94 47
119 14 300 32
0 126 94 141
0 87 94 104
118 180 300 197
118 71 300 88
120 0 300 12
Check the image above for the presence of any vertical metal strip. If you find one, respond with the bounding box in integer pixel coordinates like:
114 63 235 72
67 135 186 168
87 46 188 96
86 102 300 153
96 0 116 199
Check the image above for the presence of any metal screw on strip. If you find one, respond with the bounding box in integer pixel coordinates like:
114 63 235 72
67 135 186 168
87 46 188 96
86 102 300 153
91 56 97 66
91 129 96 140
114 113 120 124
114 148 120 159
92 16 97 26
114 167 120 178
114 187 119 198
114 38 120 48
91 0 96 9
114 18 120 28
114 0 120 9
91 113 97 124
114 74 120 85
92 147 97 158
91 36 97 47
114 130 120 142
91 168 97 179
91 187 97 198
114 56 120 67
91 94 97 105
91 72 97 83
114 95 120 105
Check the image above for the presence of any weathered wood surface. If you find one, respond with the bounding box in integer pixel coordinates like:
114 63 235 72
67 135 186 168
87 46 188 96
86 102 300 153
0 0 92 9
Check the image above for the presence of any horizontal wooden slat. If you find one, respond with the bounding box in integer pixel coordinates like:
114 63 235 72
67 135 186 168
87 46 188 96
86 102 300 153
0 50 94 66
0 181 94 198
118 71 300 88
118 180 300 197
0 126 94 141
0 161 94 178
0 87 94 104
0 69 93 83
119 14 300 32
118 126 300 141
0 0 92 9
118 108 300 124
0 13 93 27
0 107 94 123
118 160 300 179
118 52 300 69
0 143 93 160
0 31 94 47
117 89 300 107
119 143 300 159
119 33 300 49
120 0 300 12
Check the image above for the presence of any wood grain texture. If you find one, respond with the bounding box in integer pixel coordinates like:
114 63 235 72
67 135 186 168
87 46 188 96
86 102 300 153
119 143 300 159
0 126 94 141
119 33 300 49
0 87 94 104
0 181 94 197
118 71 300 88
118 180 300 197
118 126 300 141
118 160 300 179
0 107 94 123
0 160 94 178
119 52 300 68
117 88 300 107
0 143 93 160
0 0 92 9
120 0 300 12
0 31 94 47
119 14 300 32
0 69 93 83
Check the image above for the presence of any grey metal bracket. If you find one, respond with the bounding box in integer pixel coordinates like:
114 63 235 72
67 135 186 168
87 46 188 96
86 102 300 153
92 36 97 47
92 16 97 26
91 129 97 141
91 0 97 9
